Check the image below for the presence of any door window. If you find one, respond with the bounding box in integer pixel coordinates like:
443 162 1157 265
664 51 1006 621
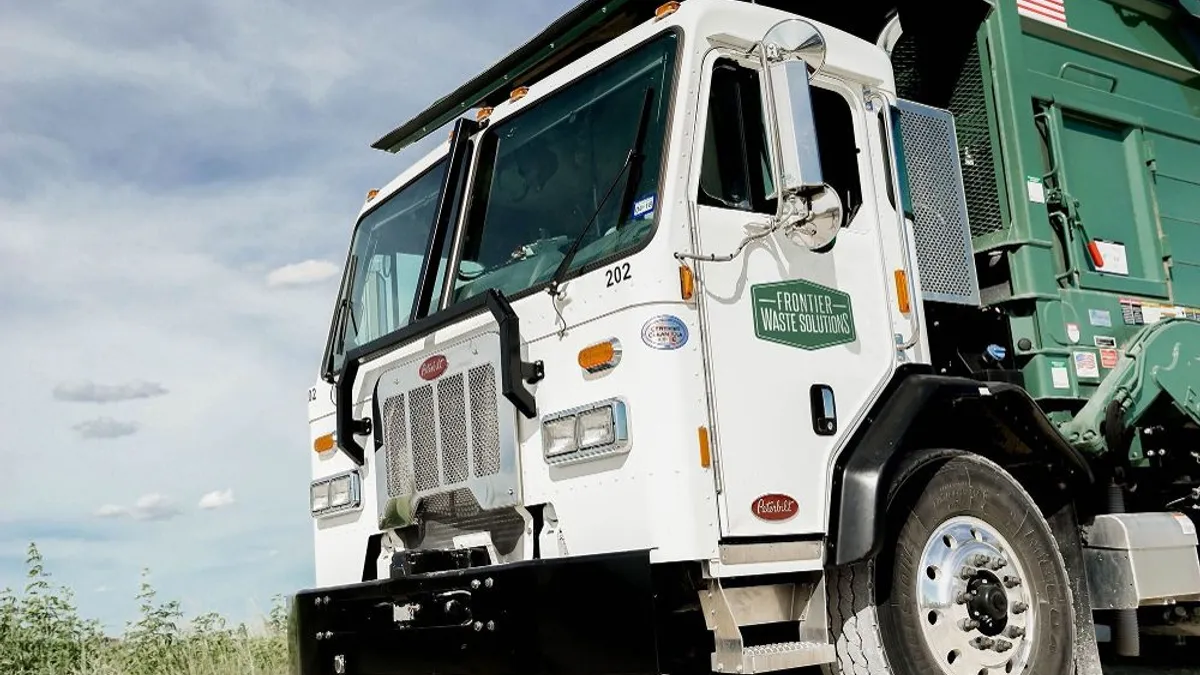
698 60 864 223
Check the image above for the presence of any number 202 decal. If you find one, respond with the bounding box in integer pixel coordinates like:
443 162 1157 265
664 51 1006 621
606 262 632 287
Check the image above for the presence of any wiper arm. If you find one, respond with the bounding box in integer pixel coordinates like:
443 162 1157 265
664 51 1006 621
334 253 361 355
547 86 656 296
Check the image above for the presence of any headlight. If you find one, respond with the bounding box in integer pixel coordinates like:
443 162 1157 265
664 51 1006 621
578 406 615 448
541 398 629 466
310 470 361 517
310 482 330 513
543 416 578 457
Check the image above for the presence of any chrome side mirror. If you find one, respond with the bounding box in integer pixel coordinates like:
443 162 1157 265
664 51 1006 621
758 19 842 252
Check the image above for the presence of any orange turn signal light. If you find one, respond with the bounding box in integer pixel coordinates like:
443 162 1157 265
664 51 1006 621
313 433 336 454
894 269 911 314
679 263 695 301
578 339 622 374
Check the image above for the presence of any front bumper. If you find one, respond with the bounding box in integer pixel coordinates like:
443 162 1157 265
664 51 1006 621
289 550 661 675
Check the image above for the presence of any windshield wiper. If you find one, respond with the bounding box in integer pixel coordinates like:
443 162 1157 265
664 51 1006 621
547 85 656 296
334 253 361 356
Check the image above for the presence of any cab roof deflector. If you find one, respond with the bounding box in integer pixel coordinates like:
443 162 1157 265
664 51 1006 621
371 0 660 153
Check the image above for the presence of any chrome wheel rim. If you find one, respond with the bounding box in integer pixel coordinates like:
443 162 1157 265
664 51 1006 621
915 516 1036 675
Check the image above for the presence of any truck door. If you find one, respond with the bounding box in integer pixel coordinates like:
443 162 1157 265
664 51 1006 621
688 52 901 538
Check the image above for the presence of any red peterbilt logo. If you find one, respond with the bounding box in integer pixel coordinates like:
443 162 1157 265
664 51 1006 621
752 494 799 521
418 355 448 381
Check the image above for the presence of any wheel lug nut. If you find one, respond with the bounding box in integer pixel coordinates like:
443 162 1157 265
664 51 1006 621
1003 576 1021 588
959 566 976 579
955 592 970 605
1013 602 1028 614
971 637 995 650
959 618 979 632
990 557 1007 570
971 554 990 566
1005 626 1025 639
994 639 1013 653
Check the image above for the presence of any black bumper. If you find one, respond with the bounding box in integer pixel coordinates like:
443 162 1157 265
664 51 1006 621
289 550 661 675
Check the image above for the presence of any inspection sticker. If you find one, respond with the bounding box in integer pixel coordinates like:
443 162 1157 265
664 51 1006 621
631 193 656 220
1051 362 1070 389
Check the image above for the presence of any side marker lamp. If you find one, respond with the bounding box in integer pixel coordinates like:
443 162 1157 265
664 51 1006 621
578 339 622 374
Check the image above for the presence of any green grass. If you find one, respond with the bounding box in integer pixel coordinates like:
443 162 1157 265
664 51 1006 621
1 543 290 675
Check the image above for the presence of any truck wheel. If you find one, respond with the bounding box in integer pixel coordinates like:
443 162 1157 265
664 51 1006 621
823 451 1075 675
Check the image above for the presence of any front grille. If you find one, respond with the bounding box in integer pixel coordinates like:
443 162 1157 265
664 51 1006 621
374 331 520 530
381 364 502 499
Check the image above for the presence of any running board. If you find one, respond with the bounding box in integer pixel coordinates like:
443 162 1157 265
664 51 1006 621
697 576 835 673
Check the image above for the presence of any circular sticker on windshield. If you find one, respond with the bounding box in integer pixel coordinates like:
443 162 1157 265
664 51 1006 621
641 315 688 350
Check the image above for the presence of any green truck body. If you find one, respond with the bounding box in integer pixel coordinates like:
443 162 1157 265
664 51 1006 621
869 0 1200 466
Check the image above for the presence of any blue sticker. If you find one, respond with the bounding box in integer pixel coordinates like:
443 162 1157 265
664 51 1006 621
1088 308 1112 327
641 314 688 350
632 193 656 219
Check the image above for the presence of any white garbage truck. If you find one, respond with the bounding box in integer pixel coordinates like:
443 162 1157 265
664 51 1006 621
293 1 1200 673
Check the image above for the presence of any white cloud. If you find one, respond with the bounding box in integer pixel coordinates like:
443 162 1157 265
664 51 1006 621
72 417 140 440
198 489 236 510
266 260 340 288
94 494 182 522
0 0 579 633
54 380 168 404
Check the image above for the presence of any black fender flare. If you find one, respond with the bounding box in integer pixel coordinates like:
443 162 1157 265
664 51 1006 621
828 366 1094 567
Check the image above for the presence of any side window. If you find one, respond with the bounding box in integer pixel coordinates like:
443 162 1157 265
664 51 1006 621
698 59 864 224
698 60 775 214
809 86 863 222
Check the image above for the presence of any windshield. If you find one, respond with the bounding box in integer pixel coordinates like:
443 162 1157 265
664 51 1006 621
328 158 450 374
451 31 678 303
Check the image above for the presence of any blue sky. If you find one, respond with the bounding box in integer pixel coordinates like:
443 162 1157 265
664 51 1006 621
0 0 576 633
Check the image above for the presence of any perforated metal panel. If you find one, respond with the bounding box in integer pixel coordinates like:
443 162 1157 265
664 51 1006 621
894 99 982 306
374 332 518 529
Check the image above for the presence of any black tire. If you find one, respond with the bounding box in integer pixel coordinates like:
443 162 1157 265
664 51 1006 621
823 450 1075 675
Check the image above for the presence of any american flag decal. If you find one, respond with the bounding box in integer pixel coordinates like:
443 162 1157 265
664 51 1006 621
1018 0 1068 28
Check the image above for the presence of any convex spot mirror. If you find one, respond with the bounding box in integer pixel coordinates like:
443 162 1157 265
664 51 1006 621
758 18 844 252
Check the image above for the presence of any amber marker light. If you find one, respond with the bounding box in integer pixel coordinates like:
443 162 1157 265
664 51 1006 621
894 269 911 314
476 106 494 123
698 426 711 469
366 189 380 202
578 339 622 374
679 263 695 301
313 432 336 454
509 86 530 102
655 2 681 20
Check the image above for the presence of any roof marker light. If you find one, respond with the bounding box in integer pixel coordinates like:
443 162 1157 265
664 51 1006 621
509 86 530 102
655 2 681 20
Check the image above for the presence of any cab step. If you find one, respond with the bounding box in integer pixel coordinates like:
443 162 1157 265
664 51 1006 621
697 575 835 673
733 641 836 673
